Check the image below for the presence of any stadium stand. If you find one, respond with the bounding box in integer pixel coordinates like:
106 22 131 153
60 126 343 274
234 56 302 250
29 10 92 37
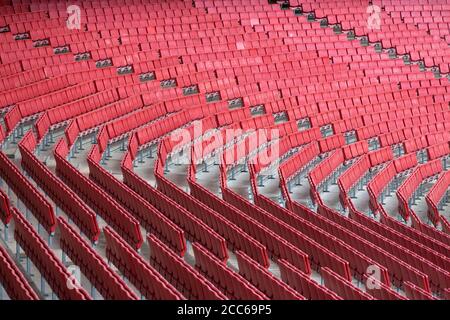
0 0 449 300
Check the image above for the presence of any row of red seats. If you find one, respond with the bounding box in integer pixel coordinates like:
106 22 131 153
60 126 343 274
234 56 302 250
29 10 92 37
133 31 268 55
91 13 225 33
41 59 111 81
87 145 186 256
367 153 417 214
241 64 355 93
5 81 96 133
332 114 364 133
2 4 436 90
190 129 241 165
195 134 326 273
157 159 287 266
175 69 226 91
404 136 431 154
3 106 20 134
35 1 195 21
217 109 273 134
28 27 100 48
0 68 46 92
0 3 27 15
141 83 220 123
65 95 143 146
31 0 193 12
395 153 418 173
121 154 229 262
0 152 56 233
357 91 446 119
426 171 450 226
199 0 277 11
0 126 4 143
192 242 267 300
35 89 119 141
397 159 443 221
313 204 446 293
342 141 369 161
89 43 140 62
342 96 446 124
18 132 100 242
280 80 398 108
279 149 446 297
280 146 450 291
13 49 87 72
74 95 143 134
312 159 450 274
135 94 215 142
103 226 184 300
99 78 164 103
40 43 151 77
58 217 138 300
321 267 373 300
428 131 450 146
121 56 180 78
0 243 38 300
186 166 271 268
441 217 450 234
0 45 55 65
0 10 46 26
426 141 450 161
84 10 218 27
364 276 406 300
310 109 341 128
340 206 450 291
148 234 226 300
219 58 342 87
51 36 120 55
278 259 342 300
134 113 191 154
0 74 72 114
0 188 12 225
16 81 97 120
404 281 437 300
54 138 143 250
12 208 91 300
128 111 189 158
277 134 321 182
252 189 394 288
357 112 450 143
368 147 394 168
24 23 97 43
2 12 64 37
90 60 194 92
250 129 321 175
235 250 304 300
308 149 344 204
220 178 351 280
338 155 370 209
381 209 450 252
103 103 168 146
0 61 22 78
318 134 345 154
299 0 450 68
362 100 448 125
406 210 450 246
381 119 450 148
345 204 450 271
9 14 67 35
